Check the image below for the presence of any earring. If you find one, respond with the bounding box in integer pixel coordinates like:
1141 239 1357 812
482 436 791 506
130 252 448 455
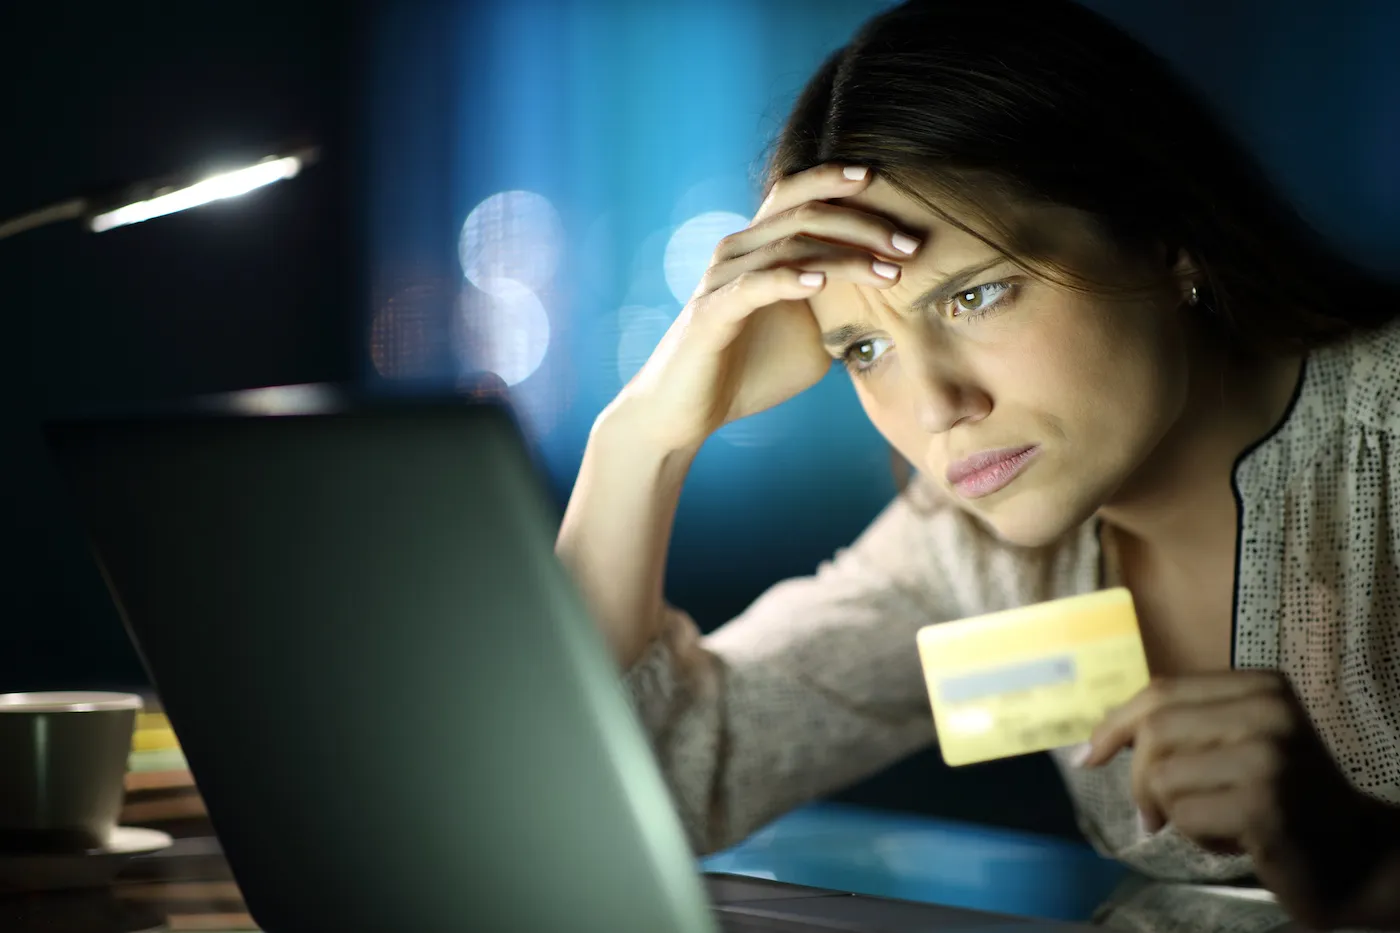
1188 284 1200 307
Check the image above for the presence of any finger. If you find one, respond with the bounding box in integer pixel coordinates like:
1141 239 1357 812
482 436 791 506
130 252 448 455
1082 672 1286 767
700 233 905 298
695 266 828 336
1135 740 1275 833
1133 728 1287 836
1165 788 1254 854
1082 684 1168 768
722 198 921 266
1147 740 1281 816
754 162 875 223
1143 695 1296 766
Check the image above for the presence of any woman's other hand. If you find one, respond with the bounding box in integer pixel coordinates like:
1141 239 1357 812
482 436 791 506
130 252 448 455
1080 671 1400 931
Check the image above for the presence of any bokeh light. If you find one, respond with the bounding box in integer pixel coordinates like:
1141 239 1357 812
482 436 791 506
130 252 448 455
369 281 458 380
458 190 565 297
663 211 748 305
625 227 676 308
670 175 755 228
452 278 553 387
614 305 676 387
500 354 577 440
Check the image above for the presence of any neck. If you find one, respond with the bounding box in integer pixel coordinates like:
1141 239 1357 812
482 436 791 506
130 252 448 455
1097 330 1303 561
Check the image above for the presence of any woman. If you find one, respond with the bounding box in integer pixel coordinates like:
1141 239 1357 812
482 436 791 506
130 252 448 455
556 0 1400 928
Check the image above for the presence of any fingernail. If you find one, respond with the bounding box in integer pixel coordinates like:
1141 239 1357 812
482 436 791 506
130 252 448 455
798 271 825 288
872 260 899 279
891 232 920 255
843 165 869 181
1068 742 1093 768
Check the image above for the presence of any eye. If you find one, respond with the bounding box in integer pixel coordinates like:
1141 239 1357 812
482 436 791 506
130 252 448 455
843 336 894 374
951 281 1014 317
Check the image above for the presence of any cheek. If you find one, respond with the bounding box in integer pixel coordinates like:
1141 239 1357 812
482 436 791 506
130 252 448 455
1001 299 1182 429
851 366 926 460
1065 307 1185 426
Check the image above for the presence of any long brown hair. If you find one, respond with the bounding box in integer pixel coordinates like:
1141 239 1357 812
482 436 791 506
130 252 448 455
765 0 1399 358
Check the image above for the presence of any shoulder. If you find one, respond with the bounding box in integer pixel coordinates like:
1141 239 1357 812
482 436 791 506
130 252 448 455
1239 321 1400 501
1325 318 1400 436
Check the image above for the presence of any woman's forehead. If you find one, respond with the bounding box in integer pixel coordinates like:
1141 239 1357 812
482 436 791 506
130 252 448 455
846 177 1142 287
845 177 1094 253
839 178 956 240
837 182 997 287
802 183 1004 327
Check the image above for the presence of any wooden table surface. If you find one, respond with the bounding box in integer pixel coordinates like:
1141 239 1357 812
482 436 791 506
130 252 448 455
2 767 257 933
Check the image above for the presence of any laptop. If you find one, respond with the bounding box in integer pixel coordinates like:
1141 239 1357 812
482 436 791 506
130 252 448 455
44 385 1096 933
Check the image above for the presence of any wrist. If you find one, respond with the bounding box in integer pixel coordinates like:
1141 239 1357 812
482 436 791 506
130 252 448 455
593 395 704 469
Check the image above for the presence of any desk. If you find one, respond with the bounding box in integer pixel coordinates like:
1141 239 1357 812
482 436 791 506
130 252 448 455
704 802 1128 921
0 784 1303 932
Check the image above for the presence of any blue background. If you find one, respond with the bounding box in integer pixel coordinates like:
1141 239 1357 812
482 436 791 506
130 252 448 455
364 0 1400 637
3 0 1397 839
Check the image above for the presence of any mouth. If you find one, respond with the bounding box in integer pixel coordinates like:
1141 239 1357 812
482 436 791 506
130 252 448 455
945 445 1040 500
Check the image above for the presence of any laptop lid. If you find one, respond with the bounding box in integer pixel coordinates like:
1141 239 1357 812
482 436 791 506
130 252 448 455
44 390 717 933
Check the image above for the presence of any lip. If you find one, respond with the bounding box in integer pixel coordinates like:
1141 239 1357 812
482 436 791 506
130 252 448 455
945 446 1039 499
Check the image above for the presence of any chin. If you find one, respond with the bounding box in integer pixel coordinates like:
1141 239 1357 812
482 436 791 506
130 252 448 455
967 488 1098 549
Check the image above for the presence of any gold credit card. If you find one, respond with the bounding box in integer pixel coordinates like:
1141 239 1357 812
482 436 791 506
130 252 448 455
916 588 1150 767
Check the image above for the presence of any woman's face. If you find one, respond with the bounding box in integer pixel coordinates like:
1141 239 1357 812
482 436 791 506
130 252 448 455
806 179 1195 547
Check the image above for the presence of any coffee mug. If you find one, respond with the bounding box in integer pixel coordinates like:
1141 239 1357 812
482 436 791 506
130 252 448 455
0 692 143 854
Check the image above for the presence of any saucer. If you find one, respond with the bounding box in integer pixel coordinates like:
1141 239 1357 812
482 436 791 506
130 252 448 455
0 826 174 893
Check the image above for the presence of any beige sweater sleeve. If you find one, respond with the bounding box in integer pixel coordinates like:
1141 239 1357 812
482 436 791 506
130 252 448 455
621 482 977 855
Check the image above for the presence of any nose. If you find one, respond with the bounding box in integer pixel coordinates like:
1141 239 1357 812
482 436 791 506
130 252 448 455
904 343 989 435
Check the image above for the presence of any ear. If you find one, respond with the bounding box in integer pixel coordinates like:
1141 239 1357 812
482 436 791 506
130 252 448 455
1167 247 1202 305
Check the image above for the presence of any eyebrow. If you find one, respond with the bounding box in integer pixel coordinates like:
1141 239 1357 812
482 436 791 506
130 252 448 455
819 257 1009 349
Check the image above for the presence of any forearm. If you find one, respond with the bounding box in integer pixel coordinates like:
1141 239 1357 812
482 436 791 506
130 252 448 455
556 400 698 670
